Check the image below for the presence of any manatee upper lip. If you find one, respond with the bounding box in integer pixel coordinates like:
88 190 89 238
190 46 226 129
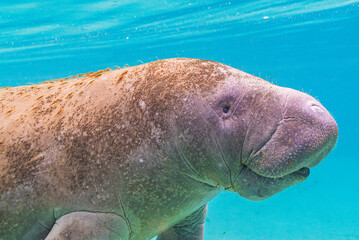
242 116 335 179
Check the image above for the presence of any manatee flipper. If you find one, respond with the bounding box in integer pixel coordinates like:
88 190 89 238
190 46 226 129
44 211 130 240
157 204 207 240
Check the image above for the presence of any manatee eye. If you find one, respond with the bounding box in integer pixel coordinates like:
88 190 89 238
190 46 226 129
215 97 235 119
222 105 230 113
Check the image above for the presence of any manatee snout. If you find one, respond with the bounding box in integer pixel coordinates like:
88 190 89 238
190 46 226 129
231 86 337 201
248 89 338 179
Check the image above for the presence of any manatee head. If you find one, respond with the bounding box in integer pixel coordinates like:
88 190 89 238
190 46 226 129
201 62 338 200
168 59 338 201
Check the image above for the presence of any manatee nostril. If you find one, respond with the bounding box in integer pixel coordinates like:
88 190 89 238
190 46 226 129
310 103 324 113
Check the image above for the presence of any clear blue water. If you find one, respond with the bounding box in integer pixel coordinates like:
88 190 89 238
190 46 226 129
1 1 358 239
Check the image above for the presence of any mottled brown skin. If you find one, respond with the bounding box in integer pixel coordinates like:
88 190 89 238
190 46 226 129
0 58 338 240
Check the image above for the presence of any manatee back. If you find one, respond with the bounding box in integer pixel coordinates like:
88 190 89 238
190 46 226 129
0 58 227 239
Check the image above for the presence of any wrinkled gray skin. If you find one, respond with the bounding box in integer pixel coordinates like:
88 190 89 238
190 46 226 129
0 58 338 240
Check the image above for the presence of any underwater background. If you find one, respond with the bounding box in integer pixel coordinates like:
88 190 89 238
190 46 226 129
0 0 358 239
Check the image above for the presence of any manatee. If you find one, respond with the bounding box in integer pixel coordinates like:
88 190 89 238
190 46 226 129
0 58 338 240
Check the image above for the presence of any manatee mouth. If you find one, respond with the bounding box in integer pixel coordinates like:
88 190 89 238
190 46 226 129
231 164 310 201
240 162 310 180
294 167 310 177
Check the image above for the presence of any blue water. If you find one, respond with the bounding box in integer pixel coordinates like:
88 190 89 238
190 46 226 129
1 1 358 239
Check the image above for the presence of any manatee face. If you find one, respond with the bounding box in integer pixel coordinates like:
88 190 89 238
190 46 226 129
196 65 338 201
